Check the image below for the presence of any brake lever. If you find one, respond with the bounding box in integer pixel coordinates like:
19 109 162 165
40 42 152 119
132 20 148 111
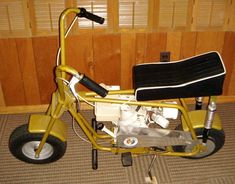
69 75 82 98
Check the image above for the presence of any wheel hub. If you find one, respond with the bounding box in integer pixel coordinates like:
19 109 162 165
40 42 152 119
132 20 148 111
185 138 215 158
22 141 54 160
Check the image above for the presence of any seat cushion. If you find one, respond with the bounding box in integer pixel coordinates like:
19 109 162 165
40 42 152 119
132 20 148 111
133 52 226 101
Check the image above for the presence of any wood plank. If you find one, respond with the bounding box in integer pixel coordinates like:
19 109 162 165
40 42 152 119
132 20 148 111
121 33 136 89
135 33 147 64
228 70 235 95
32 36 58 104
0 104 49 114
195 31 225 54
66 34 94 76
145 32 167 62
66 34 94 91
0 38 26 106
166 32 182 61
180 31 197 59
0 82 5 106
222 32 235 95
93 34 121 86
15 38 41 105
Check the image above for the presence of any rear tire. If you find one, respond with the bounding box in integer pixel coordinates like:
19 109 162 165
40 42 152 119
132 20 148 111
9 124 67 164
173 125 225 159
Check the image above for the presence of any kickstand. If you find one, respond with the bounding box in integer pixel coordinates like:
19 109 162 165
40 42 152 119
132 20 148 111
145 155 158 184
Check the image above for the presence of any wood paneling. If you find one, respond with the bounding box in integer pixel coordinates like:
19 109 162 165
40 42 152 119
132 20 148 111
32 36 58 104
0 38 26 105
66 34 94 77
195 31 225 54
180 31 197 59
93 34 121 85
66 34 94 91
121 33 136 89
222 32 235 95
145 32 167 62
15 38 41 105
135 33 147 64
166 32 182 60
0 82 5 106
228 71 235 95
0 31 234 106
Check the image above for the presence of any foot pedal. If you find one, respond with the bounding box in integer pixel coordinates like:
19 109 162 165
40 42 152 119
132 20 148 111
121 152 132 167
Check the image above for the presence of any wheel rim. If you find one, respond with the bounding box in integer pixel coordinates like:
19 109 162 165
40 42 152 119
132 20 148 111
22 141 54 160
185 137 216 158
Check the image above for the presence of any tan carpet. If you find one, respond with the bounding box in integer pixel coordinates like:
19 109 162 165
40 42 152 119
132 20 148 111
0 103 235 184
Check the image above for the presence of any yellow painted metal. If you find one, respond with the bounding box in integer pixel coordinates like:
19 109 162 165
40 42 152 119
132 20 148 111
59 8 81 66
34 101 64 157
57 8 81 101
181 110 222 131
68 93 200 156
33 85 77 157
210 96 217 103
72 110 110 139
32 7 209 158
179 98 189 112
84 89 135 96
28 114 67 142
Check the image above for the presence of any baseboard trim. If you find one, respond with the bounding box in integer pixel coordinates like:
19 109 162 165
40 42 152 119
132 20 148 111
0 96 234 114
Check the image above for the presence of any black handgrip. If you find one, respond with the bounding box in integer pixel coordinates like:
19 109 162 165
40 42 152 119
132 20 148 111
78 8 105 24
80 75 108 97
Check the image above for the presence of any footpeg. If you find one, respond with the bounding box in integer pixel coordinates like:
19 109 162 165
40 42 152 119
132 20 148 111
92 149 98 170
92 118 98 170
121 152 132 167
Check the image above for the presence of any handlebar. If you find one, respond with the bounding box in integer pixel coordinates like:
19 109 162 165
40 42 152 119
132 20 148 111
78 8 105 24
80 75 108 97
58 8 106 100
56 65 108 98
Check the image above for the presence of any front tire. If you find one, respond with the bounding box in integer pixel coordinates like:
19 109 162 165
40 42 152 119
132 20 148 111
173 126 225 159
9 124 67 164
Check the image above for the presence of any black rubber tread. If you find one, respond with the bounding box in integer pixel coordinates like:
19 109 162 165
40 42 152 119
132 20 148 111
173 125 225 159
9 124 67 164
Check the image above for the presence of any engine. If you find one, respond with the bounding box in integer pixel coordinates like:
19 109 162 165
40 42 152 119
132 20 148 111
93 86 195 148
95 94 177 129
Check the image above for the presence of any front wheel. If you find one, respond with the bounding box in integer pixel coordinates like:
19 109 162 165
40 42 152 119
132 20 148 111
9 124 67 164
173 126 225 159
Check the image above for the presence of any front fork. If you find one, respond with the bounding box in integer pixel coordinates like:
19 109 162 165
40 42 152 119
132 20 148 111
34 99 65 158
202 97 217 144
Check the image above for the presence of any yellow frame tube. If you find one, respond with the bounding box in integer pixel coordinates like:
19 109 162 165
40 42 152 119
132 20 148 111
35 102 63 157
34 8 201 157
79 94 198 140
71 90 200 156
57 8 81 101
69 101 201 156
54 65 200 156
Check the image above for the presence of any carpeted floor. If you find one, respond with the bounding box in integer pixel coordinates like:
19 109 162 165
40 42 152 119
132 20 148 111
0 103 235 184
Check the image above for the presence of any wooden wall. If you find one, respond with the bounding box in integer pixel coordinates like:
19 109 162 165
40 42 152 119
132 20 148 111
0 31 235 106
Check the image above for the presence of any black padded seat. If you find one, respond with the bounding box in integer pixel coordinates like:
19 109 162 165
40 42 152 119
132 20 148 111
133 52 226 101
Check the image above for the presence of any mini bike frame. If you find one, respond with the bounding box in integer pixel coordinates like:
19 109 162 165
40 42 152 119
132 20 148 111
31 8 222 159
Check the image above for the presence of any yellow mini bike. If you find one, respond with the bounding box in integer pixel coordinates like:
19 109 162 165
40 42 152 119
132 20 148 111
9 8 226 174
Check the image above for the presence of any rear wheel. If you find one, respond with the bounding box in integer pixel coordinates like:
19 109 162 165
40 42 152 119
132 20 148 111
173 126 225 159
9 124 66 164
